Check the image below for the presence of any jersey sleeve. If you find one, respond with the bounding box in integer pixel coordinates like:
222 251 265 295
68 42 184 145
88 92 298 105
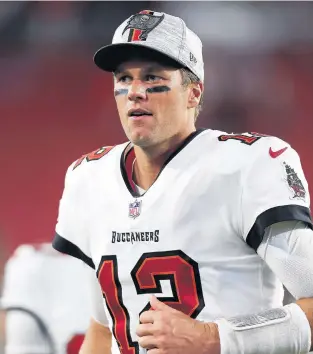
257 221 313 300
89 271 109 327
52 163 95 269
241 139 312 250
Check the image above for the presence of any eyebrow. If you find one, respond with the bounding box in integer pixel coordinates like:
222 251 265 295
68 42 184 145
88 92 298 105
113 68 123 77
114 65 167 77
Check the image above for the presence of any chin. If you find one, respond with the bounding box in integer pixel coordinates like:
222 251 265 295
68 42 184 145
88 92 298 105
128 127 155 147
131 135 153 147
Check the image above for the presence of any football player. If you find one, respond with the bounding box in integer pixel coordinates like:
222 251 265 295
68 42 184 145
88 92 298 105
1 243 95 354
53 10 313 354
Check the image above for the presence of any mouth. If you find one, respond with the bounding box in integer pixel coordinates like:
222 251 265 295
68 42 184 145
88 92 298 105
128 109 153 120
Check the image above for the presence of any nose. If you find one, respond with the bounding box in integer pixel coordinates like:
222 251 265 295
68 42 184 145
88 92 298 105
127 80 147 101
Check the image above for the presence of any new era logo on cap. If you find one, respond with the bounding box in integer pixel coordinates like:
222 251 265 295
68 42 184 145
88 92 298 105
94 10 204 82
190 52 197 64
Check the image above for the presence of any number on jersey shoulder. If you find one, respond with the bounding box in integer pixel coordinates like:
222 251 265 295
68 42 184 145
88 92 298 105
73 146 114 170
218 132 269 146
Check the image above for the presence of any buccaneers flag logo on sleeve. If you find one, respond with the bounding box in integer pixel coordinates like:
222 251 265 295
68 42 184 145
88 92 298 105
122 10 165 42
284 162 306 201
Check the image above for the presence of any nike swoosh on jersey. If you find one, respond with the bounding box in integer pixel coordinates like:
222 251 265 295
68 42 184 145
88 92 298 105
269 146 288 158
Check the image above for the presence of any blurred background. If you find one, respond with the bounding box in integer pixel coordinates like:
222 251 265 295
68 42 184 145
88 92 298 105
0 1 312 351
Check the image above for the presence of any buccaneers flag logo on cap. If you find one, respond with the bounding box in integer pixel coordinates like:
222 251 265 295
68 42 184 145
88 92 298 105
123 10 165 42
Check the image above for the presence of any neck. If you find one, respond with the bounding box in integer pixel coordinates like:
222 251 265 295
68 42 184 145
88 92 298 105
133 129 196 190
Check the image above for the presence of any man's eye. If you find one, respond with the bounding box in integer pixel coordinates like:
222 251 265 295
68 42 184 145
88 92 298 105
118 75 131 83
146 75 160 82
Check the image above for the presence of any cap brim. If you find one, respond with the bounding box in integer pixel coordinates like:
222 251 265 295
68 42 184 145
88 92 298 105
94 42 184 72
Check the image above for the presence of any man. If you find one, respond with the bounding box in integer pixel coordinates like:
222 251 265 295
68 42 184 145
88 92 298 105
1 243 95 354
52 10 313 354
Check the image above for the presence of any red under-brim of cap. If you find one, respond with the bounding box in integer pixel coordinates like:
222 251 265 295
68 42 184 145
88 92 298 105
94 42 184 72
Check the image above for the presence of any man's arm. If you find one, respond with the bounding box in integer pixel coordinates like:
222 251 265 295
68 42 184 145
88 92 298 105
197 222 313 354
79 318 112 354
136 220 313 354
258 220 313 351
214 218 313 354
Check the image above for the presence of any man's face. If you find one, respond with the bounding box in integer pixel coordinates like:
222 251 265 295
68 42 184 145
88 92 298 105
114 59 194 147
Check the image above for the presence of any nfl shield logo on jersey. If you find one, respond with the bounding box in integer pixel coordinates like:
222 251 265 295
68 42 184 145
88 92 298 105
129 199 142 219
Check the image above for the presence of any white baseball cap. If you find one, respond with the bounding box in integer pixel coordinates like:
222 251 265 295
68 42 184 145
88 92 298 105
94 10 204 82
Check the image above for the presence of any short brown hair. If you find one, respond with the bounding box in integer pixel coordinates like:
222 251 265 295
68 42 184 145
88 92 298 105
180 68 203 121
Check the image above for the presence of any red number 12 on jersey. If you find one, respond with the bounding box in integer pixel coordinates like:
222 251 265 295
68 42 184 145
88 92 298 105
97 250 205 354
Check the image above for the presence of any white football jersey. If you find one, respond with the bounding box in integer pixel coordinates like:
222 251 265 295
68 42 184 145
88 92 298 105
53 129 312 354
1 243 93 354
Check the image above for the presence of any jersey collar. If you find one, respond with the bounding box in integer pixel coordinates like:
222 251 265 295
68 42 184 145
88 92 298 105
120 128 206 198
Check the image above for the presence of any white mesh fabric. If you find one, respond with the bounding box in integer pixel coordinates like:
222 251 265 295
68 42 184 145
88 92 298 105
257 220 313 300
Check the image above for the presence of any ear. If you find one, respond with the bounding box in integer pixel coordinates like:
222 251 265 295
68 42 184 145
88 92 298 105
187 82 203 109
